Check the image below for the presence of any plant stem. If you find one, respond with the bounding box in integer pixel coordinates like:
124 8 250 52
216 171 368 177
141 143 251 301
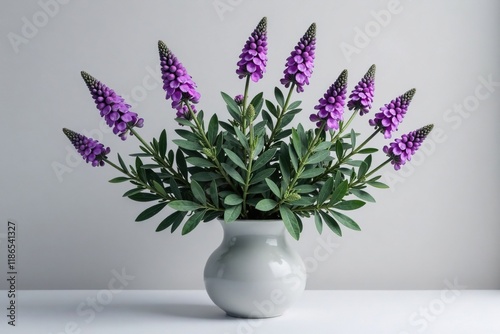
351 157 392 188
186 103 238 192
241 75 251 132
264 84 295 150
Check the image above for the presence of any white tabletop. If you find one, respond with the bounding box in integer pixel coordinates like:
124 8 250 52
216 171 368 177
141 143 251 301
1 290 499 334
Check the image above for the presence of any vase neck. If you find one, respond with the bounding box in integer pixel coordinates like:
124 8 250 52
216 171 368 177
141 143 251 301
218 219 285 238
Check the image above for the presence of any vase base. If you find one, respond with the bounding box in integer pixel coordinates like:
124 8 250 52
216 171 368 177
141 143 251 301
225 311 284 319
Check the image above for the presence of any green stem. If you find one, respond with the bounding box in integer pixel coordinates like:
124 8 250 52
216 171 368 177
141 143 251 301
186 103 238 192
264 84 295 150
128 126 189 186
331 110 358 143
241 75 251 132
351 157 392 187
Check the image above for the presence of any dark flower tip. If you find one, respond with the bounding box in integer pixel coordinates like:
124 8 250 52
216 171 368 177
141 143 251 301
383 124 434 170
402 88 416 103
257 17 267 33
81 71 96 89
306 23 316 39
337 69 348 86
62 128 110 167
158 40 168 57
366 64 376 80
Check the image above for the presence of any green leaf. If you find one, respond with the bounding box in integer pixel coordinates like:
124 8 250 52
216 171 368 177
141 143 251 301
367 181 390 189
175 117 195 128
350 188 376 203
317 178 334 205
345 160 364 167
168 177 182 199
224 205 242 223
291 129 302 158
279 143 291 184
265 178 281 198
250 168 275 184
274 87 285 108
224 149 247 170
185 157 215 168
109 177 130 183
335 140 344 160
288 100 302 110
221 92 241 116
357 148 378 154
172 139 203 151
222 163 245 184
333 200 366 211
307 151 330 165
117 153 128 173
191 180 206 205
135 202 167 222
210 180 219 207
350 128 356 148
294 184 316 193
152 180 167 197
298 168 325 179
168 200 203 211
234 127 249 151
207 113 219 145
156 211 186 232
159 130 167 158
182 210 206 235
256 199 277 211
265 100 278 118
330 210 361 231
224 194 243 205
122 188 143 197
253 148 277 170
313 141 332 152
176 149 187 179
357 161 369 179
331 180 349 204
314 211 323 234
279 206 300 240
319 211 342 236
128 193 160 202
175 129 199 142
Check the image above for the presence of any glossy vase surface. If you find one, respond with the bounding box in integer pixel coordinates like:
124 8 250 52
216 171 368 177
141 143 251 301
204 219 306 318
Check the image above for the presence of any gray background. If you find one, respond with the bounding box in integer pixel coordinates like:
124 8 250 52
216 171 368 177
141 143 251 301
0 0 499 290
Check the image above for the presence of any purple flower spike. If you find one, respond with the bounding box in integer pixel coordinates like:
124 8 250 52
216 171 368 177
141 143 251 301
369 88 416 139
63 128 110 167
384 124 433 170
310 70 348 131
158 41 201 117
81 71 144 141
236 17 268 83
347 64 376 115
280 23 316 93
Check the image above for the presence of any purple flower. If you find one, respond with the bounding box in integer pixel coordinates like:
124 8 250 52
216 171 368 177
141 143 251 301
158 40 201 117
63 128 110 167
347 64 376 115
234 94 244 105
310 70 348 130
280 23 316 93
383 124 434 170
369 88 416 139
236 17 268 83
176 104 197 120
81 72 144 141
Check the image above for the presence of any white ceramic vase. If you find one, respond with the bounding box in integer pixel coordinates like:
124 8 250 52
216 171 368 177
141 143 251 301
204 219 306 318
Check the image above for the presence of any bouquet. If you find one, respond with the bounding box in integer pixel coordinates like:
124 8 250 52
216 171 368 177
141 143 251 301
63 17 433 240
